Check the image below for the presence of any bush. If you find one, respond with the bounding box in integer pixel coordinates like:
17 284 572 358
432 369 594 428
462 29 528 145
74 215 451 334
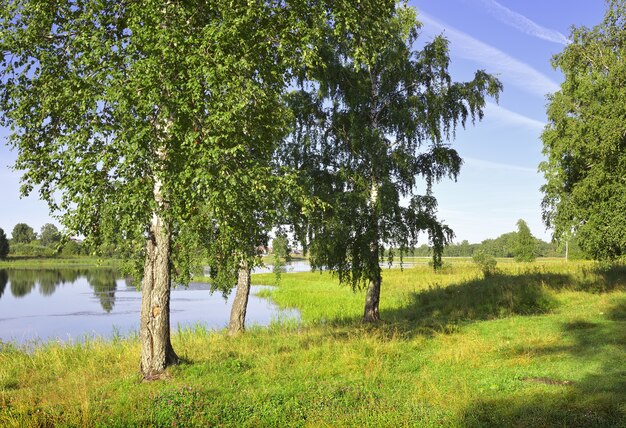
472 251 498 277
9 242 56 258
61 240 83 256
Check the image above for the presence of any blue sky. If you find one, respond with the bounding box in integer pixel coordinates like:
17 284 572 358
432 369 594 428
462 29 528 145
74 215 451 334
407 0 605 243
0 0 607 243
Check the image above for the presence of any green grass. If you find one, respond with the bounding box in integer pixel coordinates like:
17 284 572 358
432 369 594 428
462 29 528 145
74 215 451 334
1 260 625 427
0 255 120 269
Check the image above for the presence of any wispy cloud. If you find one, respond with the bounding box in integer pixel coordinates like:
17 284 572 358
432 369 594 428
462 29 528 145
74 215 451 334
485 102 545 134
418 13 560 98
464 157 537 173
476 0 570 45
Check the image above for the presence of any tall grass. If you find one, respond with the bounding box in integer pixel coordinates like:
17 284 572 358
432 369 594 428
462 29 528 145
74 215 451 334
1 260 624 427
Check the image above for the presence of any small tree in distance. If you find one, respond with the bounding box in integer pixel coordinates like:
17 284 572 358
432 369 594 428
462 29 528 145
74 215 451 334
512 219 536 262
12 223 36 244
272 233 292 283
0 228 9 259
472 251 497 277
40 223 62 247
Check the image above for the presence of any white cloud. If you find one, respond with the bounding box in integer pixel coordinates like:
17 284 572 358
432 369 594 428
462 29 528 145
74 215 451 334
418 13 561 98
476 0 570 45
485 102 545 134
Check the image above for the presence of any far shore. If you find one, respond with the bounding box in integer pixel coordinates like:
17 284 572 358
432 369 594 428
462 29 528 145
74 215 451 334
0 255 120 269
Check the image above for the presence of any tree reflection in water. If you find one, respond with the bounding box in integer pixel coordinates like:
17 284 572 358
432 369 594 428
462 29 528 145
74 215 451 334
0 269 7 299
10 272 36 297
85 270 118 313
2 268 119 312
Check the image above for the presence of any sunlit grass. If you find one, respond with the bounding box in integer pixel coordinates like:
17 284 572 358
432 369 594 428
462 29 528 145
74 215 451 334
1 259 624 426
0 256 120 269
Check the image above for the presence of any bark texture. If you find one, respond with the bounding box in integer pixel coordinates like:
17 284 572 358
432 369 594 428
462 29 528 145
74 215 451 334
139 212 178 379
363 177 382 323
363 272 382 322
228 261 251 336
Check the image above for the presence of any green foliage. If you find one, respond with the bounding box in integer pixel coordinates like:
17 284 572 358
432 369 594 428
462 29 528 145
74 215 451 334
480 232 517 258
540 0 626 261
0 0 398 292
57 240 88 257
563 237 589 261
283 4 502 290
472 251 498 277
11 223 36 244
403 232 579 260
271 233 292 282
512 219 537 262
0 228 9 260
444 240 474 257
8 242 55 258
39 223 61 247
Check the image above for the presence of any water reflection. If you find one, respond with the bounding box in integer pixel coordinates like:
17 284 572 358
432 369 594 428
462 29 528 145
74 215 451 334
2 268 119 312
85 270 118 313
0 268 299 345
10 273 36 298
0 270 7 299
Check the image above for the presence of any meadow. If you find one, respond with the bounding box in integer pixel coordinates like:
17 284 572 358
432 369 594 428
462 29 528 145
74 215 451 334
1 259 624 427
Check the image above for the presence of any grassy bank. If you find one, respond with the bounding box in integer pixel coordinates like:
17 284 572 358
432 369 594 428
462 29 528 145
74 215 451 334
1 260 625 426
0 256 119 269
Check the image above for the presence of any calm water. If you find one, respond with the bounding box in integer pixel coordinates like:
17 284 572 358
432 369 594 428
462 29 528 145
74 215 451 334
252 260 313 274
253 260 417 274
0 268 299 345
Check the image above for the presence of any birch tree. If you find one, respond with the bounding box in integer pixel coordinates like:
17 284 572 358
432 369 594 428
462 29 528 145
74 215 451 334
0 0 395 376
540 0 626 261
283 5 502 321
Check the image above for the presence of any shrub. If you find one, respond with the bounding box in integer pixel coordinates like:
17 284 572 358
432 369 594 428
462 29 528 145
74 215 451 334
61 240 83 256
472 251 498 277
9 242 55 258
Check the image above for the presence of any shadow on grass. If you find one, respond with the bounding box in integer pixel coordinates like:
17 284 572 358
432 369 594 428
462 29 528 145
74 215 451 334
322 264 626 338
390 272 561 330
312 265 626 426
460 296 626 427
362 264 624 427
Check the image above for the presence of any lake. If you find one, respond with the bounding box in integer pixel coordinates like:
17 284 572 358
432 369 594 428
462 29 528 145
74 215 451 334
252 260 419 274
0 268 299 345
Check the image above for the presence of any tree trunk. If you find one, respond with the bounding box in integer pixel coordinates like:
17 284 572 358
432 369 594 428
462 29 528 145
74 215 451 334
140 164 178 379
363 270 382 322
363 177 382 323
228 261 251 336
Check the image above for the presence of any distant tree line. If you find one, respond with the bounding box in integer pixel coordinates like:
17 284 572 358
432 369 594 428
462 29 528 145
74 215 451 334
0 222 129 259
408 219 588 260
